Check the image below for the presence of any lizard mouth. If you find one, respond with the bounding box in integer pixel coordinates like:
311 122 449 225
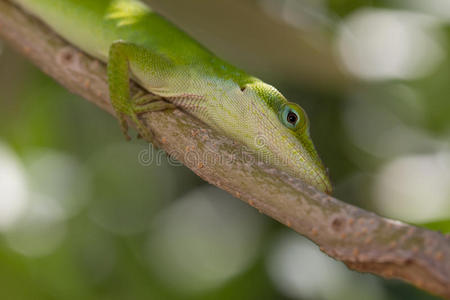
312 169 333 195
282 141 332 194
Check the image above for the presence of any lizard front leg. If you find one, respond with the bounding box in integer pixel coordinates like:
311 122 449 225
107 41 174 141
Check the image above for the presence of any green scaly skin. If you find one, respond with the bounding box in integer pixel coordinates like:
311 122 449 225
13 0 332 193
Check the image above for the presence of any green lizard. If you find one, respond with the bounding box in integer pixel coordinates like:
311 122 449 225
13 0 332 194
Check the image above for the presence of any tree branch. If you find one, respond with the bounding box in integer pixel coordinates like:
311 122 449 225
0 1 449 298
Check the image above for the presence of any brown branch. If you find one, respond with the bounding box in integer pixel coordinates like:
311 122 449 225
1 0 449 298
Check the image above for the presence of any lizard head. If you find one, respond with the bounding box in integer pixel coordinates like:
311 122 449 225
239 81 332 194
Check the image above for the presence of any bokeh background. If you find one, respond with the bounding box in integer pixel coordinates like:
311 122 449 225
1 0 449 299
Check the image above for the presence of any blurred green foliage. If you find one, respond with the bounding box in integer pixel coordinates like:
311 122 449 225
0 0 449 299
421 220 450 234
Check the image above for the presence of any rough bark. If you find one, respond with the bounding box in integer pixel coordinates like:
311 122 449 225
0 1 449 298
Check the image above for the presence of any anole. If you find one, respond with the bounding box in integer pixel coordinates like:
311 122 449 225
12 0 332 194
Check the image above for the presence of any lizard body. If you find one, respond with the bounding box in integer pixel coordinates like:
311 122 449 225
13 0 332 193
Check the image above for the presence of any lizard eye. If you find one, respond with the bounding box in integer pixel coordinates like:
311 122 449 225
280 103 308 131
287 111 298 125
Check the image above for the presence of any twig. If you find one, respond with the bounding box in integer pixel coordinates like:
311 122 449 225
0 0 449 298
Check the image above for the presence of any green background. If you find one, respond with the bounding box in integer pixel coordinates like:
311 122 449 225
0 0 449 299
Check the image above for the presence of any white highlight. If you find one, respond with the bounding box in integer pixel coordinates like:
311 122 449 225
336 8 445 80
0 142 28 231
261 0 330 31
27 149 91 219
396 0 450 21
5 193 67 257
374 152 450 222
266 232 386 300
147 186 265 293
